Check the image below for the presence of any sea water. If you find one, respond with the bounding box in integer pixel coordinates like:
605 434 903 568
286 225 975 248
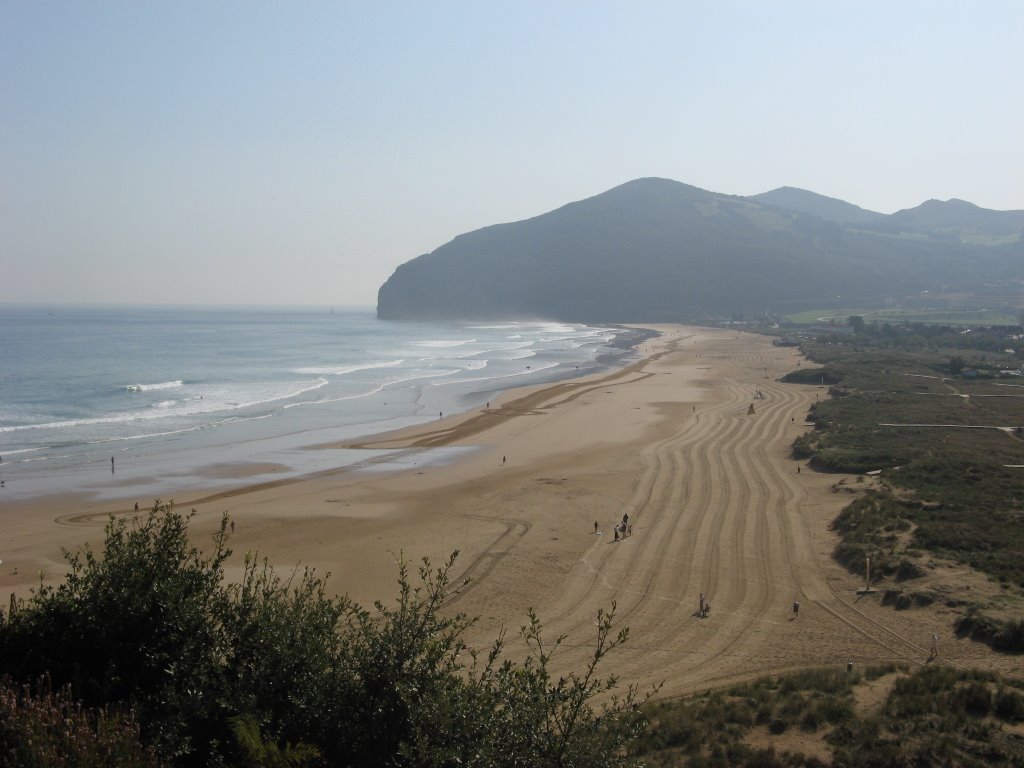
0 305 639 502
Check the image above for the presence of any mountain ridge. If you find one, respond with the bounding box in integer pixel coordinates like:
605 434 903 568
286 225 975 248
747 186 884 224
377 178 1024 322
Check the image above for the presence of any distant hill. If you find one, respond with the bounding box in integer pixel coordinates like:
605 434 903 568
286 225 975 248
865 199 1024 242
377 178 1024 322
748 186 883 224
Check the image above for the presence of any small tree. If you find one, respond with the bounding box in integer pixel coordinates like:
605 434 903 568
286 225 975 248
0 504 232 762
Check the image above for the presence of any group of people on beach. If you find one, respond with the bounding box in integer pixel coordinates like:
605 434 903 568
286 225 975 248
594 513 633 541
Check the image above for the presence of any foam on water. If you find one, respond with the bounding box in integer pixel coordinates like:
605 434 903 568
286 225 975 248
428 361 561 387
124 379 184 392
0 377 329 434
412 339 476 348
293 360 403 376
0 306 639 500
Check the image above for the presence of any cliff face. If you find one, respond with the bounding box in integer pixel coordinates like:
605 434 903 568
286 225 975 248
377 178 1024 322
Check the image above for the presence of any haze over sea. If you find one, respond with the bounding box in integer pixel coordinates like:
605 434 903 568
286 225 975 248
0 305 636 503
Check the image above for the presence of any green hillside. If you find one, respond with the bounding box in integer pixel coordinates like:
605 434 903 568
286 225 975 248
378 179 1024 322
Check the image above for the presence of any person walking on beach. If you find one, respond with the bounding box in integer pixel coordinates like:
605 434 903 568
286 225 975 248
793 600 800 618
111 456 115 473
699 592 705 616
594 521 599 534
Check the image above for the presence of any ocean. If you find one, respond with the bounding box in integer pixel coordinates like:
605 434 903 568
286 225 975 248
0 305 641 502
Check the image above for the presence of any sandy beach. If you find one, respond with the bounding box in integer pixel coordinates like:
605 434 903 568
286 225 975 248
1 326 1016 700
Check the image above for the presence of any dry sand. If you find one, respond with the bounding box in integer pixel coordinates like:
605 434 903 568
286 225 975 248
1 325 1016 700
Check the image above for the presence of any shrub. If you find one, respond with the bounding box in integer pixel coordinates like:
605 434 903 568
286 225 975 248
994 687 1024 722
0 677 163 768
955 611 1024 654
0 504 652 767
0 506 232 762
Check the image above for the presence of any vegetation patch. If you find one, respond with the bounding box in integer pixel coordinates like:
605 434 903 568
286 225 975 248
955 610 1024 654
785 307 1022 327
630 665 1024 767
787 322 1024 592
0 677 163 768
829 489 915 581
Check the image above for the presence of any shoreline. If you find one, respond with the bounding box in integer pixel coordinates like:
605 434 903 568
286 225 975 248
0 324 667 594
2 325 1018 700
0 323 653 515
0 321 647 507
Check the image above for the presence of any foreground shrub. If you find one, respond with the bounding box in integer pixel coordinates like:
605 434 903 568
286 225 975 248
0 504 651 767
0 507 231 762
0 677 163 768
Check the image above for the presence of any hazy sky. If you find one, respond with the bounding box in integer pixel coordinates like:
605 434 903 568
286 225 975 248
2 2 1022 307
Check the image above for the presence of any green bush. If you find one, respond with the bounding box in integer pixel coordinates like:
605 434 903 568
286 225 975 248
0 504 652 768
994 687 1024 722
791 433 817 460
780 369 839 385
0 507 232 762
955 611 1024 654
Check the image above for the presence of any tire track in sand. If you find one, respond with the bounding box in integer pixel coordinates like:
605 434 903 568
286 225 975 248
490 338 939 697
